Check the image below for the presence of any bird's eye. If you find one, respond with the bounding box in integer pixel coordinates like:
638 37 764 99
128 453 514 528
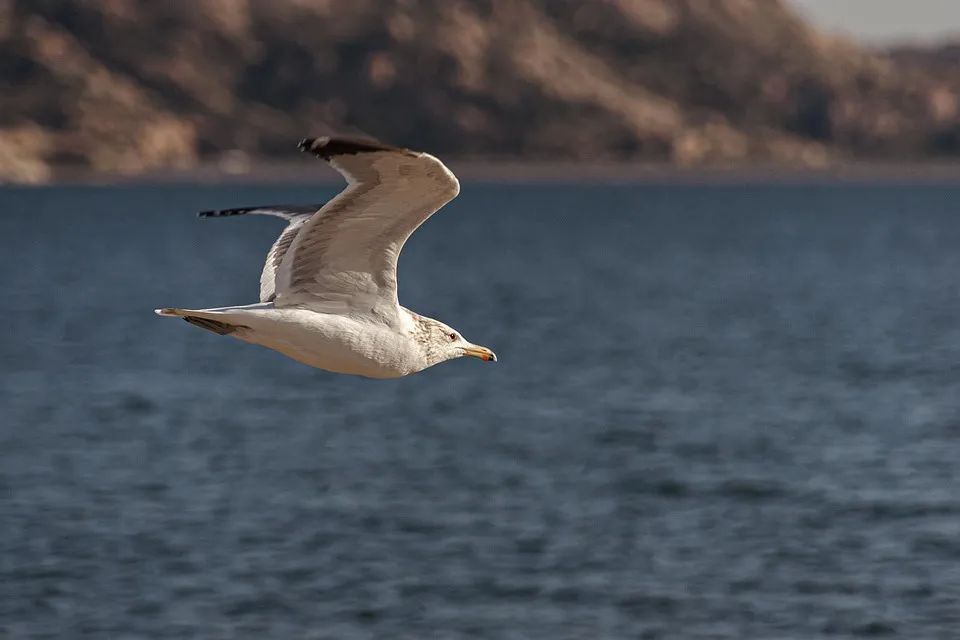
448 332 457 341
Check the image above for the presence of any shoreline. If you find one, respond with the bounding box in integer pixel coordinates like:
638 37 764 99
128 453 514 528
9 160 960 186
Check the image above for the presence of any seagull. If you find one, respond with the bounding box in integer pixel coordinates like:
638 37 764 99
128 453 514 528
155 136 496 378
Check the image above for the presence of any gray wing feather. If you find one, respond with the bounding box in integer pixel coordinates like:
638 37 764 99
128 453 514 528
274 137 460 318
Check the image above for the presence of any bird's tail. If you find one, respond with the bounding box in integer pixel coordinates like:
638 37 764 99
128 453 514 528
155 307 186 317
154 307 242 336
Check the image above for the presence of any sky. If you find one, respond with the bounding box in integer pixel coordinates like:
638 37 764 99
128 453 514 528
788 0 960 44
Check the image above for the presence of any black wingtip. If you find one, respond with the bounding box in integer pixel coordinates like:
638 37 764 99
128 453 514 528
297 136 405 159
197 207 252 218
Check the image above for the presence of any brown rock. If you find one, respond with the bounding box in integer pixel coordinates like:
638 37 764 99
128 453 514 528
1 0 959 181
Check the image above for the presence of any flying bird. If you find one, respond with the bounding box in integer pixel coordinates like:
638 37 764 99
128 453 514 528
156 137 496 378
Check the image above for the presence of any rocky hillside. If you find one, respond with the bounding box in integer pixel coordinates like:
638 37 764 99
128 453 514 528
2 0 959 182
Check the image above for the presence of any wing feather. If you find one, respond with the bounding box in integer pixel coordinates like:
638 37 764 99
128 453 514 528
198 203 324 221
274 137 460 319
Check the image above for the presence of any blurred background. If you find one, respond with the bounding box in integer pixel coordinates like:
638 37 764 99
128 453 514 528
3 0 960 182
2 2 960 639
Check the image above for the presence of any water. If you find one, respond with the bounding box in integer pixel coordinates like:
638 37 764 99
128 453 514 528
2 182 959 639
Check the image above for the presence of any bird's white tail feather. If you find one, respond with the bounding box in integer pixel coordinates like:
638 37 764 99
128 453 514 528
155 303 273 318
155 307 186 317
154 307 247 336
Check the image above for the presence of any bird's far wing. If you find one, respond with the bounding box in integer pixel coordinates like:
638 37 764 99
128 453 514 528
198 203 326 302
198 203 324 221
274 137 460 318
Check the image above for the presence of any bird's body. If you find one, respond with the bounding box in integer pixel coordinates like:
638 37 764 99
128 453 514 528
159 303 425 378
156 137 496 378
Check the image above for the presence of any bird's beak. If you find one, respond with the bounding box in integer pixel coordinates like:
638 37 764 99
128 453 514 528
463 345 497 362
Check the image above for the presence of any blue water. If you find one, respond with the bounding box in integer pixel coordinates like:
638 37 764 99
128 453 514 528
2 182 960 639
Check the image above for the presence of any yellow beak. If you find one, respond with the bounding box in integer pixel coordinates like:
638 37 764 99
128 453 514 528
463 345 497 362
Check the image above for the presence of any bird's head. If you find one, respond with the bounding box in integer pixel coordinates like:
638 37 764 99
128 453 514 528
415 316 497 367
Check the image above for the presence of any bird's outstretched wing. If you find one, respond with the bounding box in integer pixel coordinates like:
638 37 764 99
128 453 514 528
198 203 325 302
274 137 460 320
198 204 323 221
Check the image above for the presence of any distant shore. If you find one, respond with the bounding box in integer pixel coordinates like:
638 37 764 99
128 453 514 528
12 160 960 186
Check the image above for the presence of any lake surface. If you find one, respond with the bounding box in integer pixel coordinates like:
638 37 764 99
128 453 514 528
2 182 959 639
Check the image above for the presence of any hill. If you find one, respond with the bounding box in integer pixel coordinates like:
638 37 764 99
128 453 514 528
2 0 959 182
